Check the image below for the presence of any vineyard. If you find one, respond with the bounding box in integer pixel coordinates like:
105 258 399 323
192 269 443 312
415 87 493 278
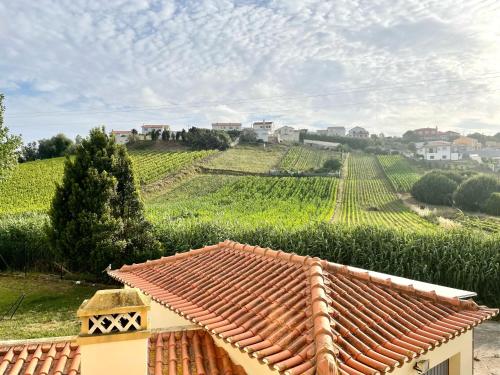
131 150 216 184
278 146 341 172
377 155 422 192
0 150 215 215
146 175 338 228
338 154 434 230
203 144 287 173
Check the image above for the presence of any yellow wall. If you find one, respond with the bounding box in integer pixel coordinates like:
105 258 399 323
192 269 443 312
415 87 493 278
392 330 472 375
79 335 149 375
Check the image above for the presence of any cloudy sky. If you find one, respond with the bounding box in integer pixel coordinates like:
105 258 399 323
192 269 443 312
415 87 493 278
1 0 499 143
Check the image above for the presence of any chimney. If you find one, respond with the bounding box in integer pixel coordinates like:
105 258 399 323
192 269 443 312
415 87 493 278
76 288 151 375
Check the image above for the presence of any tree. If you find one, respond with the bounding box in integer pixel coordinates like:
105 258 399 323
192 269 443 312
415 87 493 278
484 193 500 216
183 127 231 150
0 94 22 178
402 130 421 143
38 133 73 159
454 174 499 212
322 159 342 172
411 171 458 205
48 127 162 275
19 141 39 162
150 129 161 141
161 129 170 141
239 129 258 143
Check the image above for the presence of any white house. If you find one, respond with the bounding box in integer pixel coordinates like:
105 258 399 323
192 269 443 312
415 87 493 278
347 126 369 138
275 125 300 143
416 141 462 161
111 130 133 145
252 121 274 142
317 126 346 137
141 124 170 135
212 123 242 131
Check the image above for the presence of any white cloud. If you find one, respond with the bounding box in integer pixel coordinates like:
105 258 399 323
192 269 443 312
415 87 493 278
1 0 500 142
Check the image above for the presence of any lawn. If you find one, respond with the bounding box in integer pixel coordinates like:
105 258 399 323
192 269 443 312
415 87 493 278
0 274 110 340
203 144 288 173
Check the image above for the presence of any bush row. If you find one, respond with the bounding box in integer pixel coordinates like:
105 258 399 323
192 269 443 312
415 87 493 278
1 215 499 307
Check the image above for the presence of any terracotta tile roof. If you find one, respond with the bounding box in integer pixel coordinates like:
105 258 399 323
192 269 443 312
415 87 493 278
149 330 246 375
109 240 498 375
0 340 80 375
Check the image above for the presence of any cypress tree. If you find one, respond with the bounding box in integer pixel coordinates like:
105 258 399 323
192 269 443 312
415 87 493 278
49 127 162 275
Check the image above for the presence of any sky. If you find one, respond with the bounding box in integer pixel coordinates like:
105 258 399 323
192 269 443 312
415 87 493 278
1 0 500 143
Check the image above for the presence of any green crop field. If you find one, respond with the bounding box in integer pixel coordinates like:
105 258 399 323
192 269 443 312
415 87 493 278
377 155 422 192
278 146 341 172
0 150 215 215
146 175 338 228
203 144 287 173
338 154 434 230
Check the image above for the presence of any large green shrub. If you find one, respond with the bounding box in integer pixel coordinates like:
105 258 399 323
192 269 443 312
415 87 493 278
454 174 499 212
411 171 458 205
48 128 162 275
484 192 500 216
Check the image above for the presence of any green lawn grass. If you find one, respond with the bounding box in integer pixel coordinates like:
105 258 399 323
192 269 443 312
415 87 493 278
203 144 287 173
0 274 110 340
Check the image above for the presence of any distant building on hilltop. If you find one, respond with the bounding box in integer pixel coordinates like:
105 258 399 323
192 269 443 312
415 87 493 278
111 130 133 145
412 127 460 141
141 124 170 135
416 140 462 161
252 121 275 142
347 126 369 138
317 126 346 137
275 126 300 143
453 136 481 152
211 123 242 131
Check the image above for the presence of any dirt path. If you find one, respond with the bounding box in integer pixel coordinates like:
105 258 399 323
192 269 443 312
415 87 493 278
330 153 349 223
474 321 500 375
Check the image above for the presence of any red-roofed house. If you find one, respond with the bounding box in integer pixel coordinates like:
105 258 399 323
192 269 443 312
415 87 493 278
1 241 497 375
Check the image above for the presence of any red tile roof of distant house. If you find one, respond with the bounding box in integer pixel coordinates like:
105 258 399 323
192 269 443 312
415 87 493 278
0 339 80 375
0 329 246 375
109 240 498 375
149 330 246 375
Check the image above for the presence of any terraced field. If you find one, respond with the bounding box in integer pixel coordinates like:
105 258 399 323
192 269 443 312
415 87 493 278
147 175 338 228
0 150 215 215
203 144 287 173
279 146 341 172
338 154 434 230
377 155 422 192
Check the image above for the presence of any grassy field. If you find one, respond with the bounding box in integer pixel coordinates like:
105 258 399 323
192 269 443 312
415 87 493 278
0 274 108 340
146 174 338 228
338 154 434 230
377 155 422 192
203 144 287 173
278 146 341 172
0 150 215 215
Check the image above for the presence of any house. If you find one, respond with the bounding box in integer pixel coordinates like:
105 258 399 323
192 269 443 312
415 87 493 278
453 136 481 152
304 139 340 149
252 121 275 142
317 126 346 137
0 241 497 375
212 123 242 131
111 130 133 145
275 126 300 143
416 141 462 161
413 127 460 141
141 124 170 135
347 126 369 138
